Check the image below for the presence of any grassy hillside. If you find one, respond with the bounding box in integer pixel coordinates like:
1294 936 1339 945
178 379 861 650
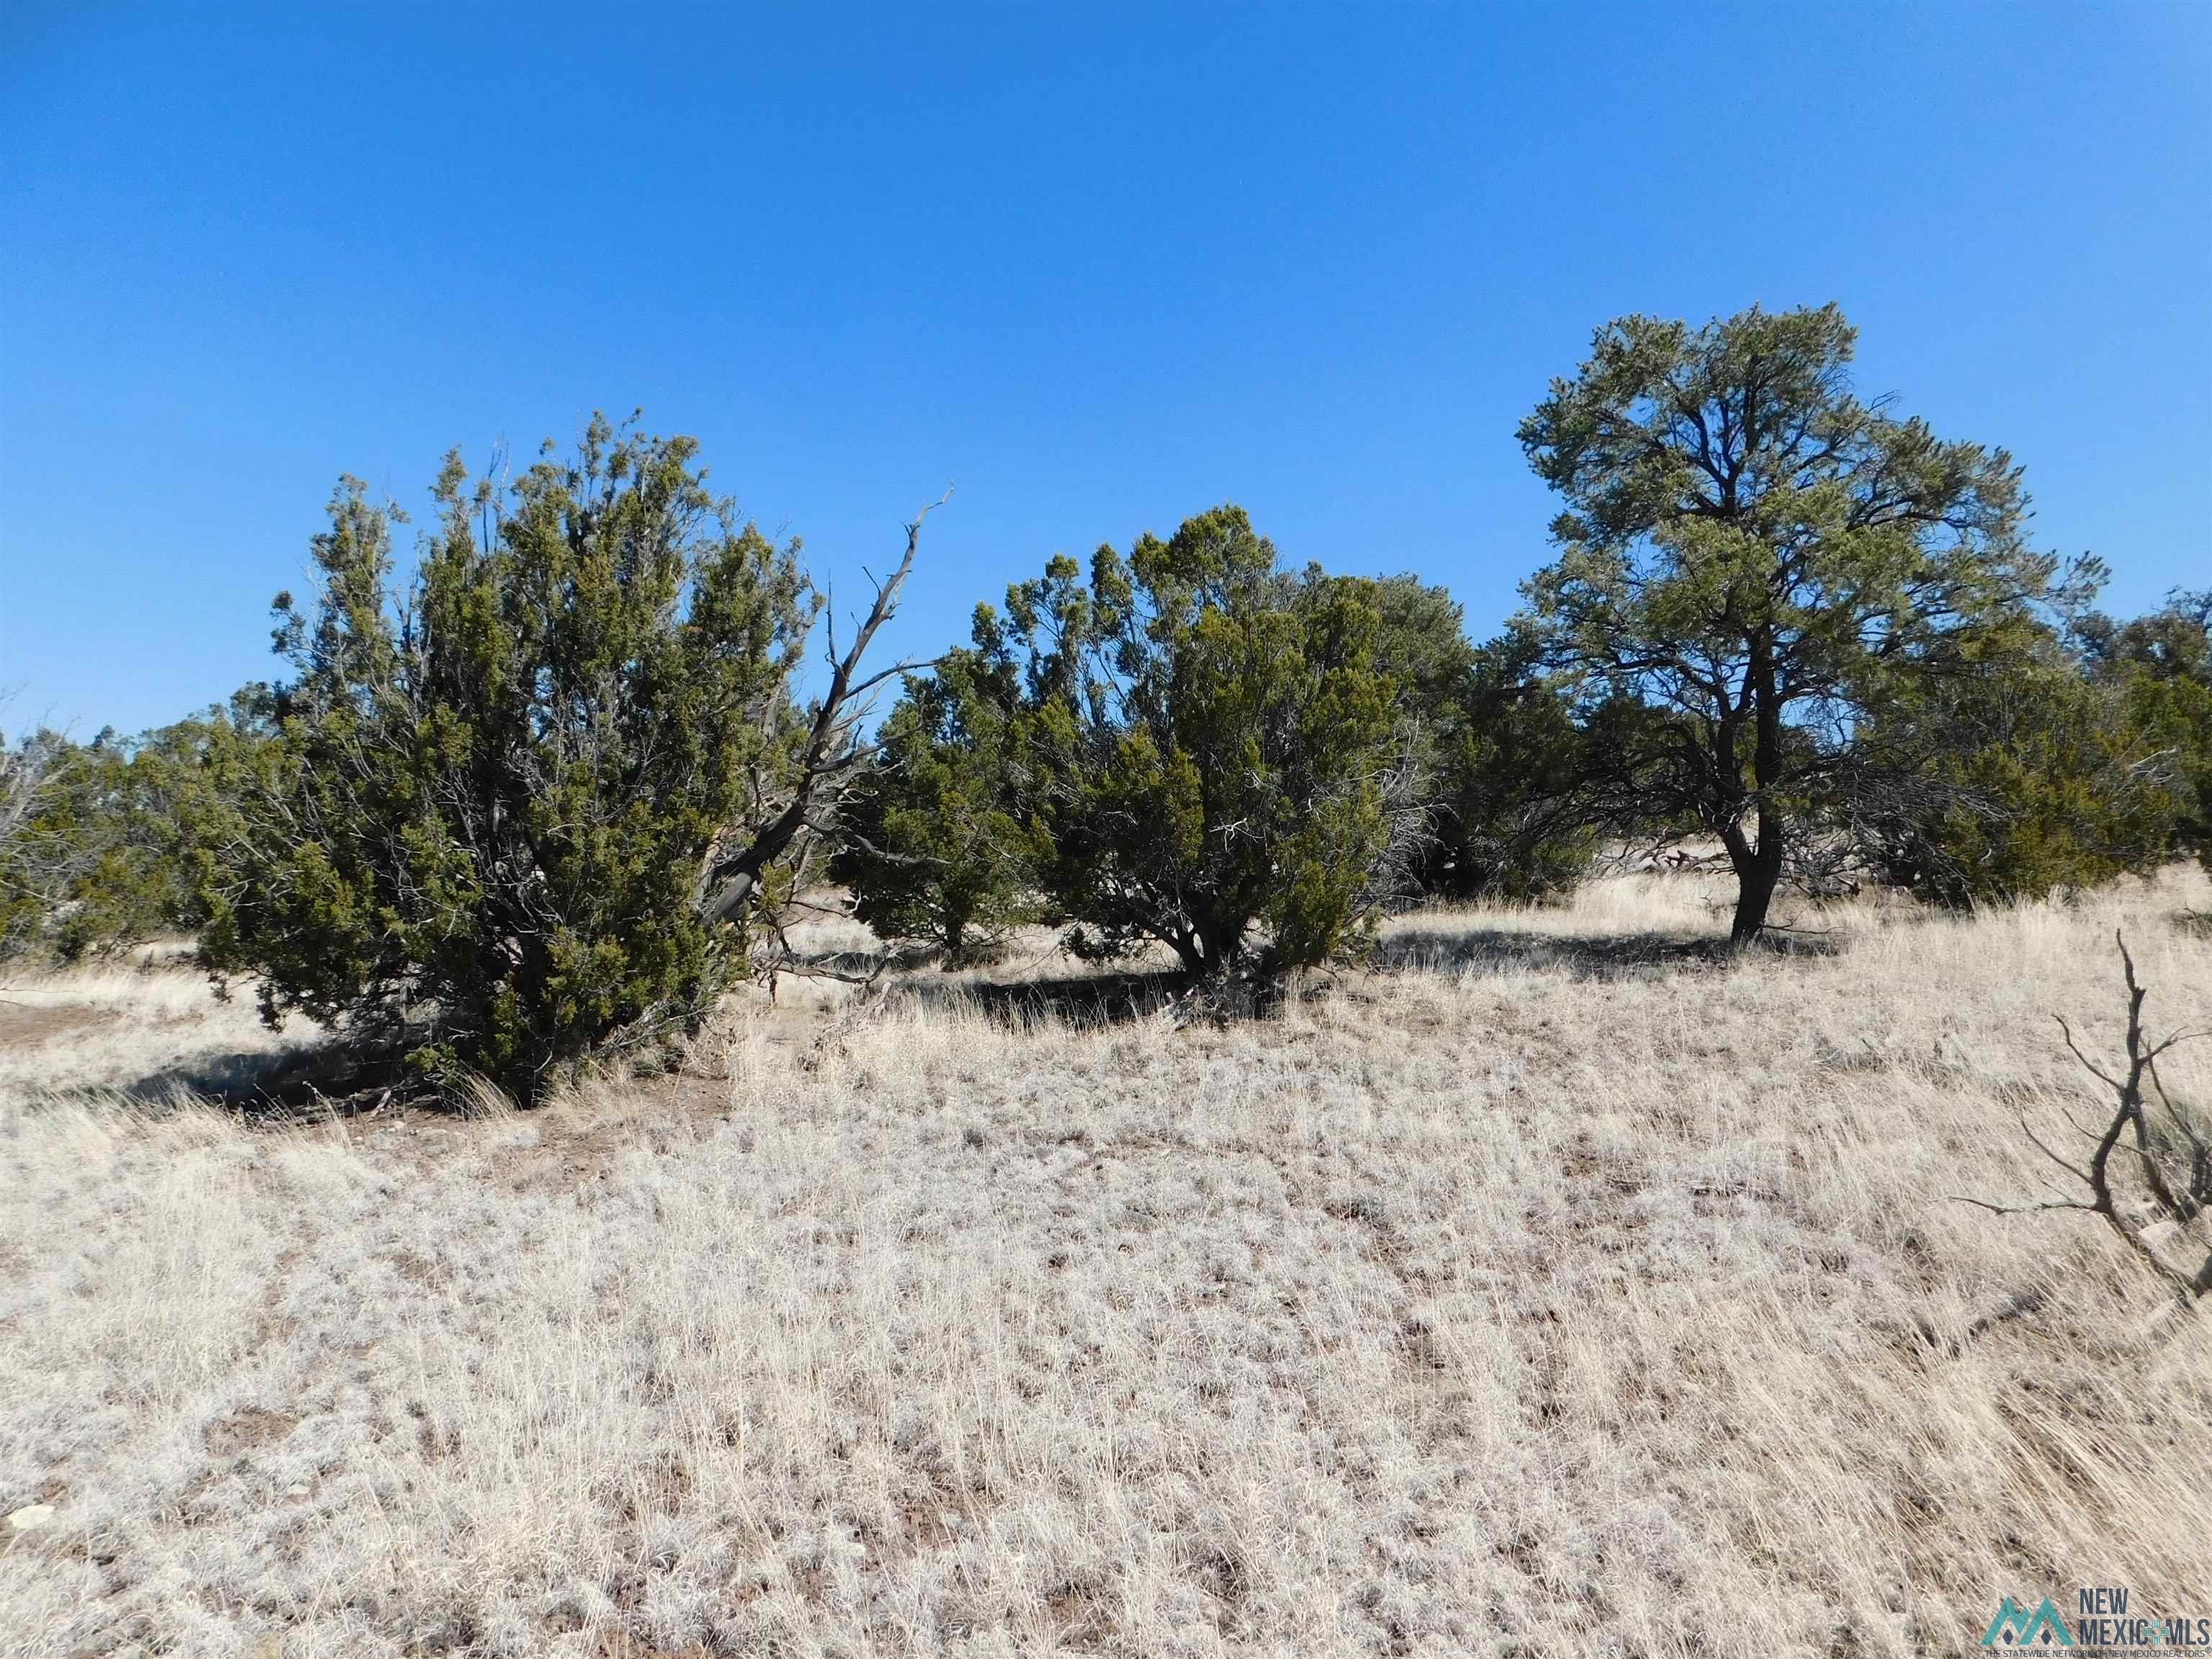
3 871 2209 1657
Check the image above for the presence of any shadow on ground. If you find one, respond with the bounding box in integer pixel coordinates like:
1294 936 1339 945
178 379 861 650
122 1039 434 1120
1370 925 1840 979
900 969 1190 1032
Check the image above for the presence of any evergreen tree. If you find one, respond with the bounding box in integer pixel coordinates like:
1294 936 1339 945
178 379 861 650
1868 624 2178 904
999 506 1415 984
832 630 1046 962
202 418 824 1098
1519 303 2074 942
2081 587 2212 871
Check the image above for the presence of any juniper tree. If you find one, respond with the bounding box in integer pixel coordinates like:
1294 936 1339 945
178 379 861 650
832 631 1046 963
999 506 1417 984
0 721 76 963
1866 624 2178 905
1334 576 1591 901
24 692 276 961
1437 630 1596 900
203 416 928 1098
2081 587 2212 872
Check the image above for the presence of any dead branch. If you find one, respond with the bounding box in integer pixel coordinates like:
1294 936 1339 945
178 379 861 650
1956 930 2212 1306
698 489 950 932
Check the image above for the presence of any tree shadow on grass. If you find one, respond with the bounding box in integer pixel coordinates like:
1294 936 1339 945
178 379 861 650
120 1036 432 1120
1370 925 1840 980
901 968 1190 1033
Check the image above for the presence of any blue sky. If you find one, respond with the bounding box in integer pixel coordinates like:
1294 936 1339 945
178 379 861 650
4 2 2207 737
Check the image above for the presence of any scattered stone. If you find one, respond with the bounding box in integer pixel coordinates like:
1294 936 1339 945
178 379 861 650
7 1503 54 1533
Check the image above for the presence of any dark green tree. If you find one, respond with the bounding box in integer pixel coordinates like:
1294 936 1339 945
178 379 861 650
1000 506 1416 984
203 417 925 1099
2080 587 2212 872
34 691 276 961
832 631 1046 962
1319 576 1591 902
1867 625 2179 904
1518 302 2072 943
1435 631 1596 900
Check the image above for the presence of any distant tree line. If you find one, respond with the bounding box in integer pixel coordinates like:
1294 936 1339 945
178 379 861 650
4 305 2206 1099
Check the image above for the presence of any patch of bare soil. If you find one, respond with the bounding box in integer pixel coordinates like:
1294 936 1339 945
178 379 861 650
0 1002 117 1050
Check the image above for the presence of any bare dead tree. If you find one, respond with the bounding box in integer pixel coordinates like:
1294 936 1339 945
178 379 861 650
0 714 80 968
1958 930 2212 1305
697 491 950 968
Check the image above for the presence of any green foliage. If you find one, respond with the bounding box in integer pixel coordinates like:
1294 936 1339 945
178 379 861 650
26 693 275 961
1354 574 1479 745
201 417 820 1099
1305 575 1592 902
1518 302 2067 940
995 506 1412 981
2081 588 2212 871
1870 628 2178 904
832 633 1047 961
1436 632 1596 900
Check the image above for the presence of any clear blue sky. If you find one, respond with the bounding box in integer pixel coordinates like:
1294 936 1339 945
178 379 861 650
4 3 2207 737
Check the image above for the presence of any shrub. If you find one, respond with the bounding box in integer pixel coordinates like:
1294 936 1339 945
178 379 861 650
1332 576 1586 902
201 417 836 1098
2082 588 2212 873
0 724 76 964
1876 649 2176 905
1865 619 2183 906
30 693 274 961
995 505 1417 984
1429 631 1594 901
832 635 1047 962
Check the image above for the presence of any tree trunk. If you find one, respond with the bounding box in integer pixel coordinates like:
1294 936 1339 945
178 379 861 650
1166 925 1209 980
1179 914 1245 983
1727 820 1784 944
1729 628 1786 945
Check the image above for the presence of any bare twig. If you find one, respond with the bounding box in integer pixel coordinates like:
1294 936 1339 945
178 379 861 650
1959 930 2212 1306
698 489 951 938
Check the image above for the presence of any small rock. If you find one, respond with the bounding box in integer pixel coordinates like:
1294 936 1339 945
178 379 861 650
284 1482 310 1498
7 1503 54 1532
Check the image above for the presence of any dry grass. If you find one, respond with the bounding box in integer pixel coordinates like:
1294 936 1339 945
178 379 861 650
3 871 2211 1657
0 948 314 1101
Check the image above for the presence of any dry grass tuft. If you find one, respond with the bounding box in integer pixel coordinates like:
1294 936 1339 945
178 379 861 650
3 871 2209 1656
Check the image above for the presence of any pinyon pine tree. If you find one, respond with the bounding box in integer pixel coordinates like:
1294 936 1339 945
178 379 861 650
1519 303 2074 943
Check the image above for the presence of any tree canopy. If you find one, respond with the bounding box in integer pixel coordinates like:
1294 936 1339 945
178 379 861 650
1518 302 2074 940
996 506 1416 984
201 418 835 1097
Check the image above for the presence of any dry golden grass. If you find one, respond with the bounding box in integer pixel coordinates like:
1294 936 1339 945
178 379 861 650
3 871 2210 1657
